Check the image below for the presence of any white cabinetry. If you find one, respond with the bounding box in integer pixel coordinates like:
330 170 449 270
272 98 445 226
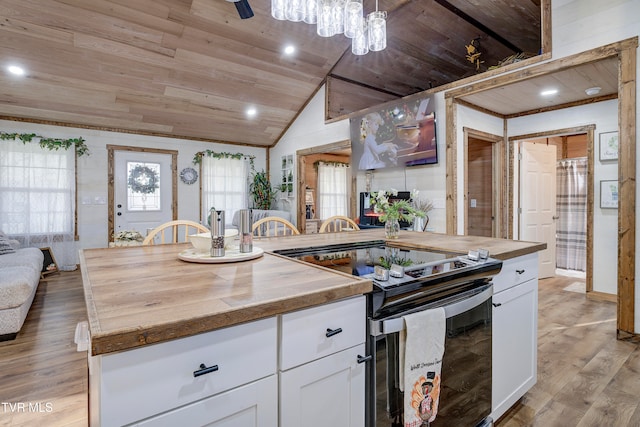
90 297 367 427
90 317 278 426
491 253 539 421
280 296 367 427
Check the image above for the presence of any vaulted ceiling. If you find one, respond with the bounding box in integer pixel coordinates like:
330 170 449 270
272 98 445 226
0 0 542 147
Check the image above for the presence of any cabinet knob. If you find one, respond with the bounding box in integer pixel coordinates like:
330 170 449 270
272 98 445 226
325 327 343 338
357 354 372 364
516 269 525 274
193 363 219 377
492 302 502 307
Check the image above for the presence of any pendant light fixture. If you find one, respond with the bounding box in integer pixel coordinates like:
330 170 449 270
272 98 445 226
351 16 369 55
317 0 336 37
343 0 363 38
367 0 386 51
272 0 387 54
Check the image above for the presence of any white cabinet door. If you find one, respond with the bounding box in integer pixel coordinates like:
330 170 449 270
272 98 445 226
280 344 366 427
133 375 278 427
491 278 538 420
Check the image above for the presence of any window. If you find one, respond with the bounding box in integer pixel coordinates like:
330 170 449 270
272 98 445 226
317 162 350 219
0 140 76 269
201 156 249 225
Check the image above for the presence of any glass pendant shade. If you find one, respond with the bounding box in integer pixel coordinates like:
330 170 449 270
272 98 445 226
304 0 318 24
272 0 287 20
317 0 336 37
286 0 306 22
351 17 369 55
332 0 347 35
343 0 363 38
367 10 387 51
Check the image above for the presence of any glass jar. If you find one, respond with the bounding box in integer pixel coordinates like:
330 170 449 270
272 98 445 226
385 218 400 239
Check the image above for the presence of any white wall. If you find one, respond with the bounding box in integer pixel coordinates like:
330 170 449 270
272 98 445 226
0 119 266 253
268 86 350 225
508 100 619 295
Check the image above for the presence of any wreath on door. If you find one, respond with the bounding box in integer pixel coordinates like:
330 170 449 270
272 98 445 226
128 165 159 194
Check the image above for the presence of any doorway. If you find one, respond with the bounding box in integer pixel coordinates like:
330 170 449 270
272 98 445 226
107 145 178 244
295 140 354 234
510 126 595 292
464 128 503 237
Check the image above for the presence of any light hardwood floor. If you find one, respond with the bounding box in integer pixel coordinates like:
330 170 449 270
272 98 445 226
0 271 634 426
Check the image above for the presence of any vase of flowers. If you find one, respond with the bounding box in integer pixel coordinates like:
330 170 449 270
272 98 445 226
372 189 425 239
411 190 434 232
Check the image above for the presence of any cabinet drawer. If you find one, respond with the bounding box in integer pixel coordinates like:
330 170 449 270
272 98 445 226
98 317 277 427
491 253 538 294
133 375 278 427
280 296 365 370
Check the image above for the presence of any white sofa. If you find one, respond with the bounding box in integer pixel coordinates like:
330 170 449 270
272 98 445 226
0 247 44 340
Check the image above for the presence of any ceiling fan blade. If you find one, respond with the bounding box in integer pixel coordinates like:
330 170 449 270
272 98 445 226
234 0 254 19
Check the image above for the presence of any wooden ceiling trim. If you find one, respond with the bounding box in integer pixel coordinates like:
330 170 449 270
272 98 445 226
453 99 505 119
325 77 399 121
445 37 637 100
504 93 618 119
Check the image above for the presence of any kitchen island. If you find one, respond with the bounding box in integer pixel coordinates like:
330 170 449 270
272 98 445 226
80 229 545 426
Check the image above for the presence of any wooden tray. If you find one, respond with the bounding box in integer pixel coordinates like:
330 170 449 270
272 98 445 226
178 247 264 263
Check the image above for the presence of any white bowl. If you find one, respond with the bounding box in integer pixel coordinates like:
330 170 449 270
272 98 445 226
189 229 239 252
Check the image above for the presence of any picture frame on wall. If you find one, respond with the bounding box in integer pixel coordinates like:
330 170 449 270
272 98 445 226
600 180 619 209
599 131 619 161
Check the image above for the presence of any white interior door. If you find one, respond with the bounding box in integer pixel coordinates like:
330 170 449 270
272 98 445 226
114 151 173 237
520 141 557 278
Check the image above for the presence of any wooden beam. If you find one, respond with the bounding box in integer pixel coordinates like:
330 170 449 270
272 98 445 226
617 45 636 336
446 96 457 234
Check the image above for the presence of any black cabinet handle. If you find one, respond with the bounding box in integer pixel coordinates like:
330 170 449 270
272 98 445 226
193 363 219 378
492 302 502 307
516 269 525 274
357 354 372 364
326 327 343 338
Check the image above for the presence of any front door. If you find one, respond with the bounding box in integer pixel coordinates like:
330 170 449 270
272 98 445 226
110 148 176 241
520 141 557 278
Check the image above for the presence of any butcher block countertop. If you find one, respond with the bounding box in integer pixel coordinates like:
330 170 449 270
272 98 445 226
81 229 544 356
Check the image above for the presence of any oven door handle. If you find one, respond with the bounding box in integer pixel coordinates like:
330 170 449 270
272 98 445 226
369 284 493 336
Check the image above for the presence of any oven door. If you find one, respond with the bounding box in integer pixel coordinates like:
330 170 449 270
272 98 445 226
368 284 493 427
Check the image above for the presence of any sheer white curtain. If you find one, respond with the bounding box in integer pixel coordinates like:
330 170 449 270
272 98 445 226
317 162 350 219
201 156 249 226
556 158 587 271
0 140 77 270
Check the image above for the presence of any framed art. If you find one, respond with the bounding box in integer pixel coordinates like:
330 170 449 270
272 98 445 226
600 180 618 209
599 131 619 161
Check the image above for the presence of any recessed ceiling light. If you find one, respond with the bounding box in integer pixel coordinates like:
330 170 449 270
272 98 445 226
585 86 601 96
540 89 558 96
246 107 257 118
7 65 25 76
284 45 295 55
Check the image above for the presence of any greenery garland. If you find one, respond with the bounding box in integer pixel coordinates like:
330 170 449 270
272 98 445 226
0 132 89 156
128 165 159 194
314 160 350 169
192 150 255 169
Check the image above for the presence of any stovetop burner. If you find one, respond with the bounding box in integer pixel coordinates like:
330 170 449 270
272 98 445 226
275 241 496 289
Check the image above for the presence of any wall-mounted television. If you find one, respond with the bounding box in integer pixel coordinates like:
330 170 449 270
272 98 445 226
350 97 437 171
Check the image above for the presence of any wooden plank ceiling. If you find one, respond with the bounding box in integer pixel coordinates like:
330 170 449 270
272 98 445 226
0 0 541 147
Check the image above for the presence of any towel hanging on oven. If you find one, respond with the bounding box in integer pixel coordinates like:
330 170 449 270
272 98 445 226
400 307 445 427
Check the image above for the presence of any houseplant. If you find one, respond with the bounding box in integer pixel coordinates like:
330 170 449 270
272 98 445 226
371 189 425 238
250 169 277 209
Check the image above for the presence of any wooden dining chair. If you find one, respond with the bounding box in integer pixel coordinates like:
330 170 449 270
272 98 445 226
319 216 360 233
142 220 209 245
252 216 300 237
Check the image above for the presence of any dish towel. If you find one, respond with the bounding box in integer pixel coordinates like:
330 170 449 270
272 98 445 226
401 307 446 427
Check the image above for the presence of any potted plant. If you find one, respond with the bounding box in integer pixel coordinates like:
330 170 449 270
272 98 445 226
250 169 277 209
371 189 425 238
